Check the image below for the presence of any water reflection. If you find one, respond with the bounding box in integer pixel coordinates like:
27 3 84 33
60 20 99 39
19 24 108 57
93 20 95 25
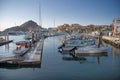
59 51 108 64
0 63 41 69
112 47 120 57
5 44 9 50
62 56 87 64
103 41 120 57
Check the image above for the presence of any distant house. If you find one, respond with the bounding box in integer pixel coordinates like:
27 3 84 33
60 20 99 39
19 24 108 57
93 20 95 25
112 18 120 34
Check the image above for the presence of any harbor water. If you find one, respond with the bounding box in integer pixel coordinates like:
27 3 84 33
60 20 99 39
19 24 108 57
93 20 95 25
0 35 120 80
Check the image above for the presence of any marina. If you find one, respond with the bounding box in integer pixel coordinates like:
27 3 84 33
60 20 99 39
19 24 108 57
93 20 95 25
0 0 120 80
0 35 120 80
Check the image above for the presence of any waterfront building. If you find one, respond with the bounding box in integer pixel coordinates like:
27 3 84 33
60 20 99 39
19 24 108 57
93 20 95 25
112 18 120 34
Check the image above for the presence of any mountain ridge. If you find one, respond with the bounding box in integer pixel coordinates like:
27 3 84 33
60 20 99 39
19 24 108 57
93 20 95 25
4 20 42 32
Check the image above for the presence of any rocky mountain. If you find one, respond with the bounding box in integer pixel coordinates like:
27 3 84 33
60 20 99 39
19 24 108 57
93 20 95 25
4 20 42 32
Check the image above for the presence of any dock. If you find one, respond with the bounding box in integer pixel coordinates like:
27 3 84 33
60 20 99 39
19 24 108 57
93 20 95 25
0 40 13 46
0 38 44 66
17 38 44 65
102 36 120 48
0 57 17 63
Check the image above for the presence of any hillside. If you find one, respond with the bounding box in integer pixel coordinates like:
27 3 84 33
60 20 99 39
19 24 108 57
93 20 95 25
4 20 42 32
55 24 111 33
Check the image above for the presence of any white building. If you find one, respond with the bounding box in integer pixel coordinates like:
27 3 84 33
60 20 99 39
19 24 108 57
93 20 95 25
112 18 120 33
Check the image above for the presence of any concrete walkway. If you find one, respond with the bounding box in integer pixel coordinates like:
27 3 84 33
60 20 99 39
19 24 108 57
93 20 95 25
23 38 44 62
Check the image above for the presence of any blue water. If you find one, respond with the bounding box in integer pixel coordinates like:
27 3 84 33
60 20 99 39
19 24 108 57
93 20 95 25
0 35 120 80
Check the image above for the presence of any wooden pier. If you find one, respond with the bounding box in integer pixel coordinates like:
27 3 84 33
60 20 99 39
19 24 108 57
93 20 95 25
0 57 17 63
0 38 44 66
102 36 120 48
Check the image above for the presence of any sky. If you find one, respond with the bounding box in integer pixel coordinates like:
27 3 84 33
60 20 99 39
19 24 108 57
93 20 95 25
0 0 120 31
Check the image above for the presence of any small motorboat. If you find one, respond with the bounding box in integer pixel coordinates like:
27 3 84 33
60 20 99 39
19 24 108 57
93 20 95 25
61 46 77 52
75 46 108 56
58 38 96 53
16 41 28 46
13 41 30 56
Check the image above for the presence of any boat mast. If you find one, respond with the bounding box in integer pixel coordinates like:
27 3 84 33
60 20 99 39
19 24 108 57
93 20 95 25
38 1 42 39
54 17 55 27
39 2 42 28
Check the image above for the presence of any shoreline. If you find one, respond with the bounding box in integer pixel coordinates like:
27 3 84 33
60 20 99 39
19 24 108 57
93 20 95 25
102 36 120 48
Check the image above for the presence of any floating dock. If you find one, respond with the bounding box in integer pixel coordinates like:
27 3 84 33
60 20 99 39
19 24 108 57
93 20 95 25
0 57 17 63
0 40 13 46
17 38 44 65
0 38 44 66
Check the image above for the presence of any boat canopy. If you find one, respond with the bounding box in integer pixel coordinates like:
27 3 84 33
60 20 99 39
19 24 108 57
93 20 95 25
16 41 28 46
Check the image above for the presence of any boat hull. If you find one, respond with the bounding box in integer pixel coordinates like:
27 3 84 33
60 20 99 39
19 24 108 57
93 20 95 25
13 48 29 56
75 46 108 56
